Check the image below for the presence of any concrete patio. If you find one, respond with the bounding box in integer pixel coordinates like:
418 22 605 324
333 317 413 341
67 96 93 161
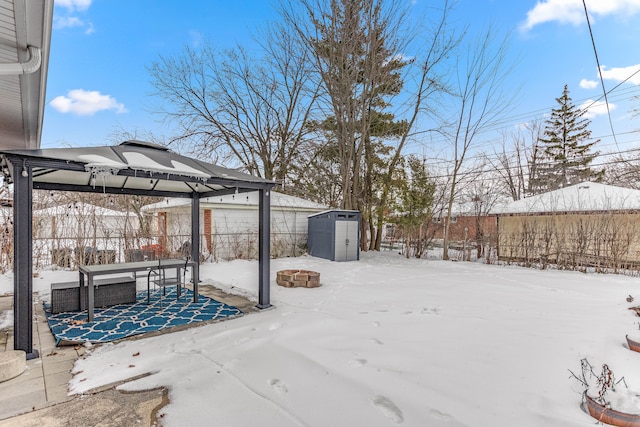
0 284 257 425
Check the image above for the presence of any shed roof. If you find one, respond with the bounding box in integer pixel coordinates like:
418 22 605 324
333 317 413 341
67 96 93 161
496 182 640 214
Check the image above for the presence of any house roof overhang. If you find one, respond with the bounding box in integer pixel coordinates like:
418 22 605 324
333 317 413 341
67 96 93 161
0 0 53 150
0 140 276 198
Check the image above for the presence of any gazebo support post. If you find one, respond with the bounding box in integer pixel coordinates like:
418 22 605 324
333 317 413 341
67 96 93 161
13 162 38 359
191 195 200 302
257 188 272 309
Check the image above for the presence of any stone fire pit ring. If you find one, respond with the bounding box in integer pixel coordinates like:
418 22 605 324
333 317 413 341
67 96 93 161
276 270 321 288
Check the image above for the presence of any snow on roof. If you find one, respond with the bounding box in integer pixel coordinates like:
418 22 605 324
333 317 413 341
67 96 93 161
33 202 132 217
496 182 640 214
142 191 327 211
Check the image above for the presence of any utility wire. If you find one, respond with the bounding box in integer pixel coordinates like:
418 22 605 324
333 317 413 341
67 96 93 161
419 144 640 174
582 0 618 148
402 85 640 150
416 151 640 182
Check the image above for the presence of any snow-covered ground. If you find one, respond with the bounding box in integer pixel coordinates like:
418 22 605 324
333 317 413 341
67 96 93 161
3 252 640 426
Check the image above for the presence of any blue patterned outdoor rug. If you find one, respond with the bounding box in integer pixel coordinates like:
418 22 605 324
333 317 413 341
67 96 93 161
44 288 243 345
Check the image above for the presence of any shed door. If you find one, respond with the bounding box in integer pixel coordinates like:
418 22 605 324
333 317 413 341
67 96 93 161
335 220 358 261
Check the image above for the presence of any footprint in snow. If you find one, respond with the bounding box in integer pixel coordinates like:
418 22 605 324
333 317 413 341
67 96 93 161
429 408 453 420
348 358 367 368
269 322 285 331
268 378 288 393
372 395 403 423
234 336 251 345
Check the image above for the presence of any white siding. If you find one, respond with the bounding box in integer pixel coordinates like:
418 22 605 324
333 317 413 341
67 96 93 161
157 205 322 260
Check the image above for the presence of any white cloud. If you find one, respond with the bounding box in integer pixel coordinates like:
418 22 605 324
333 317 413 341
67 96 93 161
600 64 640 85
50 89 127 116
579 79 598 89
54 0 93 33
579 99 616 119
189 30 204 48
521 0 640 31
84 22 95 35
53 15 94 34
54 0 92 12
53 16 84 30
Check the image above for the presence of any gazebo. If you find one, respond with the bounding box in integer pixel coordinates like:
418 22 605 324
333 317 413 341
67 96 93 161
0 140 275 359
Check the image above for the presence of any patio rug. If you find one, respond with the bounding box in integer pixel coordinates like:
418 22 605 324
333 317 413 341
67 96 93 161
43 288 243 345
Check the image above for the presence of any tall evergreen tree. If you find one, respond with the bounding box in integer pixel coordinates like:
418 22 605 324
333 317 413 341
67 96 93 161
395 155 436 258
297 0 404 212
530 85 603 194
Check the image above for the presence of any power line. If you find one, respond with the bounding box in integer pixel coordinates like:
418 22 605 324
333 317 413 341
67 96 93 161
418 144 640 172
583 1 616 147
405 129 640 172
396 22 640 152
401 85 640 150
419 150 640 183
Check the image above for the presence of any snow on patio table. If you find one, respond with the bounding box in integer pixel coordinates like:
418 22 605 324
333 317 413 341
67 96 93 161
11 252 640 426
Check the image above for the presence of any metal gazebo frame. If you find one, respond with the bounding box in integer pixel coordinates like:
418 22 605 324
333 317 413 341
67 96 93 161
0 140 275 359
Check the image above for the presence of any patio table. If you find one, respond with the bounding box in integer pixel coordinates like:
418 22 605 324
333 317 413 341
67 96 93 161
79 259 198 322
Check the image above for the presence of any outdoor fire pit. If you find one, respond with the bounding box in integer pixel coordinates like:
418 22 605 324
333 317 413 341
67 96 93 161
276 270 321 288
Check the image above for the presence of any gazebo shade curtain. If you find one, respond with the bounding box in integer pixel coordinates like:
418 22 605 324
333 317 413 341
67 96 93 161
0 140 275 359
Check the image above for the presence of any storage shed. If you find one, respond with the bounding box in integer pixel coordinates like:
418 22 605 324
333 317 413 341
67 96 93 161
308 210 360 261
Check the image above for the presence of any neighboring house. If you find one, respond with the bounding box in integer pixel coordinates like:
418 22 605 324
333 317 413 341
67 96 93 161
33 202 139 240
32 202 140 266
143 191 327 260
427 199 500 253
495 182 640 270
428 213 498 245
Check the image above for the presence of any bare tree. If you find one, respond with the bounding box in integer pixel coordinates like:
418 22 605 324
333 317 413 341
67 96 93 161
604 150 640 189
490 120 542 201
370 1 459 250
462 164 502 258
441 25 514 260
148 22 319 181
281 0 413 211
282 0 459 252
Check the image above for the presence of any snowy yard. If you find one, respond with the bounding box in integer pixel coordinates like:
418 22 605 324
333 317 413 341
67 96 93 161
4 252 640 426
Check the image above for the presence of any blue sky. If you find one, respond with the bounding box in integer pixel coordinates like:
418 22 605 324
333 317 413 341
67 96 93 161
43 0 640 164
